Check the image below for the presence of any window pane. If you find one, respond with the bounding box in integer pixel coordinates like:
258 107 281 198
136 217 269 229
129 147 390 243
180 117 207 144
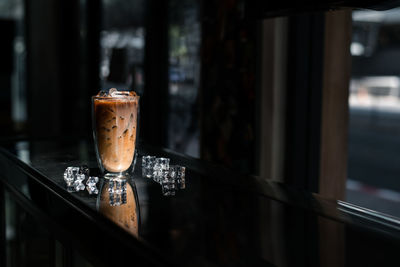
100 0 145 93
167 0 201 157
347 8 400 217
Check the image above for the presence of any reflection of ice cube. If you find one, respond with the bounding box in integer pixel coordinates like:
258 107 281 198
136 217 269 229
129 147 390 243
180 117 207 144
161 181 176 196
142 156 156 178
108 179 127 206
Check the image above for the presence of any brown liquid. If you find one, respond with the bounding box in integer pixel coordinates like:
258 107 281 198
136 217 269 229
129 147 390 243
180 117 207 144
94 98 138 173
99 182 138 237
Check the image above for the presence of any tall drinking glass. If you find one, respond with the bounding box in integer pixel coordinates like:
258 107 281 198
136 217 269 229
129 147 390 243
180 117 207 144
92 91 139 177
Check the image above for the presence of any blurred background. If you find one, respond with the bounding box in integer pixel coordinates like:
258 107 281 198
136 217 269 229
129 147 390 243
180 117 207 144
0 0 399 217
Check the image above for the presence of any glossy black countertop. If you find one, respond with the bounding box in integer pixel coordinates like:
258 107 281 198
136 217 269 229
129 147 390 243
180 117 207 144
0 138 399 267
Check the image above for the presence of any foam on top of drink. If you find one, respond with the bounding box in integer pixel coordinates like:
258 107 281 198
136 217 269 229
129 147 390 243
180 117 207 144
96 88 138 98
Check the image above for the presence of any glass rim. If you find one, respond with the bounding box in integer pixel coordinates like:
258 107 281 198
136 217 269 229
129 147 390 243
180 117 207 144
92 95 140 101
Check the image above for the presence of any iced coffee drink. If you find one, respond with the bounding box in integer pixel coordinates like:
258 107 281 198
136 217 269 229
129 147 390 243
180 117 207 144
92 89 139 175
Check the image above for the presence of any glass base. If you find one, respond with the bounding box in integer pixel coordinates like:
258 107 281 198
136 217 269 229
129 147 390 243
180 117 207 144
104 173 130 180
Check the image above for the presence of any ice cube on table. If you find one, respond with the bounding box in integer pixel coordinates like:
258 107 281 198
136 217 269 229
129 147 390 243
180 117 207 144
79 165 90 176
64 166 88 192
160 169 177 196
142 155 156 178
86 176 99 195
169 165 186 189
74 179 85 191
64 167 80 186
161 175 176 189
153 158 170 183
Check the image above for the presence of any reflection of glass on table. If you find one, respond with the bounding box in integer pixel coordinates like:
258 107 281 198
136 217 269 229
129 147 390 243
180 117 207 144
98 177 139 237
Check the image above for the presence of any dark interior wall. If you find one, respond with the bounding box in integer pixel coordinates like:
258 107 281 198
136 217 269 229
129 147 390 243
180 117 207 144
26 0 91 138
141 0 169 147
200 0 258 175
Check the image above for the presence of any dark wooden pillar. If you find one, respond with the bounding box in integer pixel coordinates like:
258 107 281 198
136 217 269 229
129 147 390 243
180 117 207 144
141 0 169 147
319 10 351 200
284 13 325 192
